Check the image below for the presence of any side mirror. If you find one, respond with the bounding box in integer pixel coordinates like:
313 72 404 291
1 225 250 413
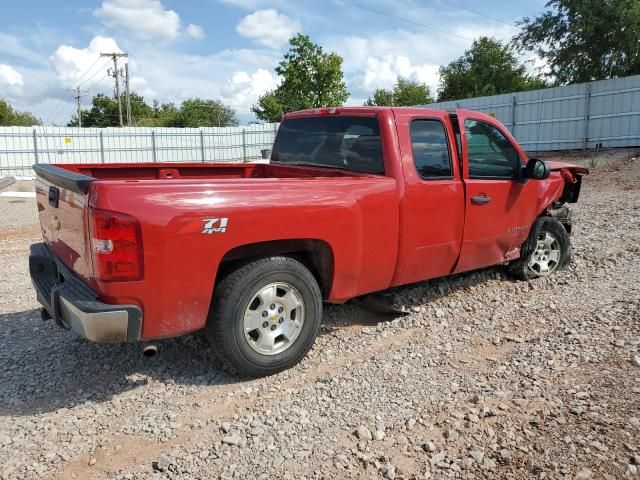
525 158 550 180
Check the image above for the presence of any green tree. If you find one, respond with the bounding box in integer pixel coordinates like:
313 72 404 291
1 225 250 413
68 94 238 127
0 98 41 126
437 37 547 101
69 93 123 127
135 101 179 127
252 92 284 124
69 93 155 127
173 98 238 127
513 0 640 84
364 88 394 107
252 34 349 122
68 93 116 127
365 78 433 106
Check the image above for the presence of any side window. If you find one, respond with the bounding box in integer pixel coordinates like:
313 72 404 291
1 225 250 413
464 119 519 179
410 120 452 179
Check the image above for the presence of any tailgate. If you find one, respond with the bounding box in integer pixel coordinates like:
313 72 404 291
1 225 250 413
33 164 95 282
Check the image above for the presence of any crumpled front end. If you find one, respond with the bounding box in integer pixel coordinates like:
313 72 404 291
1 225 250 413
546 161 589 204
542 162 589 234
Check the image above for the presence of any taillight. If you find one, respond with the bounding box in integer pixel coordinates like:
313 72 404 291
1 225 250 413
90 208 143 281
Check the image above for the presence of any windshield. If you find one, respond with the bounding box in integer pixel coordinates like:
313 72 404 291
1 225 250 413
271 116 384 174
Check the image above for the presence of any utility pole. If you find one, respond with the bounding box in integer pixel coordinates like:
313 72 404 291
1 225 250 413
73 87 86 128
100 52 128 127
124 62 132 127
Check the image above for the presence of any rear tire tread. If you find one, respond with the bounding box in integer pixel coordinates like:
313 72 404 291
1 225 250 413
206 256 322 377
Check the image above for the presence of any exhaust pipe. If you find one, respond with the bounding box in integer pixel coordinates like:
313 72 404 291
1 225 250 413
142 344 158 357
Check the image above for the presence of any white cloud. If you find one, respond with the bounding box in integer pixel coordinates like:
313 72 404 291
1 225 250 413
220 68 280 110
0 64 24 86
130 76 156 99
95 0 202 41
236 9 300 49
50 36 124 86
113 45 281 116
363 55 440 95
219 0 283 9
325 23 518 100
0 0 541 125
186 24 205 40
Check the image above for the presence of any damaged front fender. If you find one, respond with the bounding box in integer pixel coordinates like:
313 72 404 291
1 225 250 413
545 161 589 204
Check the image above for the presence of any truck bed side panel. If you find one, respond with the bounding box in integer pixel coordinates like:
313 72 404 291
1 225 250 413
90 176 399 339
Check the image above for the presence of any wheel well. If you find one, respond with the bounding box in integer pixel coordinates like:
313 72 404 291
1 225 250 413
215 239 334 298
542 203 572 234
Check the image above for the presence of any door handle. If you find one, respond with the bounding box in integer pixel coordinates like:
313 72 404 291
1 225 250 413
471 195 491 205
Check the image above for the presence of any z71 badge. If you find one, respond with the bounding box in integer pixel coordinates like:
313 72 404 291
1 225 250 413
202 217 228 234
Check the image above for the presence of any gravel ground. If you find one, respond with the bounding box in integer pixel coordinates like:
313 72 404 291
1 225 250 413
0 180 38 230
0 150 639 480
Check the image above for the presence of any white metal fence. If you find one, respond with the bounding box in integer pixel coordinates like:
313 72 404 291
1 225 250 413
2 74 640 176
424 74 640 152
0 123 279 176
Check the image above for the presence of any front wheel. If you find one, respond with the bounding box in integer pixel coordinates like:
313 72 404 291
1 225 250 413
508 217 571 280
206 256 322 377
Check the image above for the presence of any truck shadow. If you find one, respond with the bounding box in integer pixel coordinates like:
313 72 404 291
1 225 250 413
0 311 235 416
0 266 509 416
322 265 507 331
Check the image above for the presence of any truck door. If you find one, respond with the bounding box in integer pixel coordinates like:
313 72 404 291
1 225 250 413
391 110 465 286
453 109 539 273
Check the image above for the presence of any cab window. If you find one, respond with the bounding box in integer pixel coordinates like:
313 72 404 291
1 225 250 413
464 119 519 179
271 116 384 174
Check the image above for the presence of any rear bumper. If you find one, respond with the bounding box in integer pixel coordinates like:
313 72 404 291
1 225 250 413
29 243 142 342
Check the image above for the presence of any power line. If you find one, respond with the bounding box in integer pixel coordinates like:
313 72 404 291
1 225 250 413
71 56 104 86
77 59 111 88
336 0 473 42
58 103 78 127
43 90 74 126
84 73 112 93
42 59 108 126
53 94 78 126
42 98 65 126
436 0 515 27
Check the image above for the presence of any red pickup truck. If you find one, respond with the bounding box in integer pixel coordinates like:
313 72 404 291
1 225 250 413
29 107 588 376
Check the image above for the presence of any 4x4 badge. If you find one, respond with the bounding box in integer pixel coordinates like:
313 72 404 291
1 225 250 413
202 218 228 234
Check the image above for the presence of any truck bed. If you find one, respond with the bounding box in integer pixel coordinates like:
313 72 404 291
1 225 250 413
32 161 400 339
58 162 359 182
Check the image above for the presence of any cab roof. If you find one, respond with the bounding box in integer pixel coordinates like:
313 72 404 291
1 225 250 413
284 106 451 119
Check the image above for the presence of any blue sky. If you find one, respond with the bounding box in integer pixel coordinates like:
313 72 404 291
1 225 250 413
0 0 547 124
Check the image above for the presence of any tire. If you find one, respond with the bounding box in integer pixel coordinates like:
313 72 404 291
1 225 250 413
206 256 322 377
508 217 571 281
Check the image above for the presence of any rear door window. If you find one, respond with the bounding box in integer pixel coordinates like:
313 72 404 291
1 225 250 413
409 120 452 179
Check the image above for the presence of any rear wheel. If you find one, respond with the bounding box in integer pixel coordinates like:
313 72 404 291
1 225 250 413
207 256 322 377
508 217 571 280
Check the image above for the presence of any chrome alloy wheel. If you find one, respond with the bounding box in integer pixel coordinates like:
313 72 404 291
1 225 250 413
243 282 305 355
528 231 561 276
